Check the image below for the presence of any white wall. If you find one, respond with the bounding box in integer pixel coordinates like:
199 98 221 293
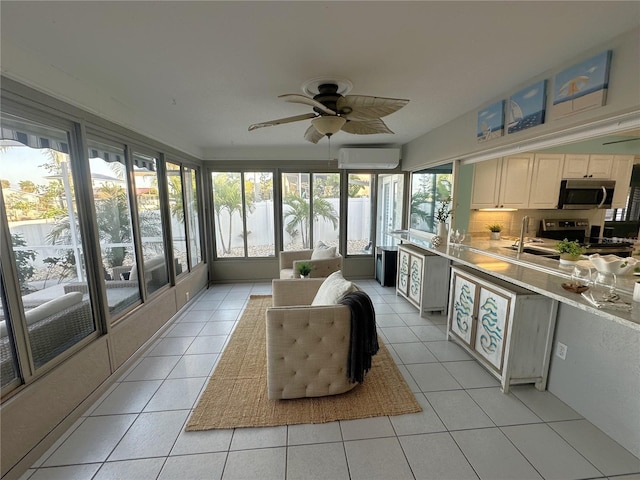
403 28 640 171
548 303 640 458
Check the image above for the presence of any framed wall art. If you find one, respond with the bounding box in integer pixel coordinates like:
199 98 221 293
508 79 547 134
551 50 612 118
477 100 505 143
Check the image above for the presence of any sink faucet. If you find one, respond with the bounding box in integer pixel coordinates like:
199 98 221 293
517 216 529 253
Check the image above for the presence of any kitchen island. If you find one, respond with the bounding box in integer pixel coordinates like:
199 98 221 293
392 231 640 459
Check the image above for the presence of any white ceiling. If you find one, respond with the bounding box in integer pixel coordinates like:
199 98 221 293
1 1 639 158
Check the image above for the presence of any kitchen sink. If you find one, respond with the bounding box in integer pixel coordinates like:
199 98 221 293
503 246 560 259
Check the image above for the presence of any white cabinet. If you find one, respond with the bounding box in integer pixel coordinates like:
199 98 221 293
397 244 450 316
563 154 613 179
447 266 557 392
610 155 634 208
528 154 564 209
471 154 533 209
470 158 501 208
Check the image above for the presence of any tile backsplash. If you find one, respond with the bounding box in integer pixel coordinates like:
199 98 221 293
467 209 606 239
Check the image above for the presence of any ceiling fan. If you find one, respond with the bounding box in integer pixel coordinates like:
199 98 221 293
248 81 409 143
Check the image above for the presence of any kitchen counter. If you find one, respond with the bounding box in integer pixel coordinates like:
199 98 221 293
391 232 640 330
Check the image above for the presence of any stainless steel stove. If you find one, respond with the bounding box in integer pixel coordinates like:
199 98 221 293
538 218 634 256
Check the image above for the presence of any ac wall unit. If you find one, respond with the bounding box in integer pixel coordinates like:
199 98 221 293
338 148 400 170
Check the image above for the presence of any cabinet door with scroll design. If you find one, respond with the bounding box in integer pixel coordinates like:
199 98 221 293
397 248 410 296
474 286 510 371
408 254 423 305
449 274 476 346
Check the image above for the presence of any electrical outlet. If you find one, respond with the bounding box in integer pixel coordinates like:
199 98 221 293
185 291 190 302
556 342 567 360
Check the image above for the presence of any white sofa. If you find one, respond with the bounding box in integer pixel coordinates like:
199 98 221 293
278 249 343 279
266 276 368 400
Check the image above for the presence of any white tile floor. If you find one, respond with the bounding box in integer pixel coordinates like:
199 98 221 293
21 280 640 480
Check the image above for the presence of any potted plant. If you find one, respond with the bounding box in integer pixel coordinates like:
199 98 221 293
555 238 586 265
434 197 453 243
296 261 313 278
487 224 503 240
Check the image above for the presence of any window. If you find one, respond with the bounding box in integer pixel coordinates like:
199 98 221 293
211 171 275 258
132 152 169 295
166 162 188 275
0 275 20 389
184 167 202 268
347 174 373 255
282 172 341 251
312 173 340 250
0 114 96 372
88 141 141 316
410 164 453 234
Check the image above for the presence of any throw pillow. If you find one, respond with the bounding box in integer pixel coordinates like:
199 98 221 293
311 271 360 305
311 241 337 260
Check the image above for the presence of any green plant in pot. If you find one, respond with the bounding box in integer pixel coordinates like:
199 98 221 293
296 261 313 278
487 224 503 240
555 238 586 265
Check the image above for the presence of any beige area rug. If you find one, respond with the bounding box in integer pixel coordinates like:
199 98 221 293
186 295 422 430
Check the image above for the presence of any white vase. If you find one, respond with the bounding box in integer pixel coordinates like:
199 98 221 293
437 222 448 245
490 231 501 240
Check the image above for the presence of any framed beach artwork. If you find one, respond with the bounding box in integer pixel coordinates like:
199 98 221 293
551 50 612 119
508 80 547 134
477 100 505 143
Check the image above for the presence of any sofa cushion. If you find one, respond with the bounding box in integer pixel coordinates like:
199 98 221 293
23 291 83 327
129 255 165 281
311 271 359 306
311 241 337 260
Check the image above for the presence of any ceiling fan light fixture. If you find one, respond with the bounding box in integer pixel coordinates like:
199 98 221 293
312 116 346 136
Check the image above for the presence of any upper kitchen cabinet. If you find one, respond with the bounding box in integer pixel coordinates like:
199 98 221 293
528 154 565 209
610 155 635 208
563 154 613 178
471 154 533 209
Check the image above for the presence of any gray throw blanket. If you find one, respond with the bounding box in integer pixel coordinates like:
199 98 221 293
339 291 379 384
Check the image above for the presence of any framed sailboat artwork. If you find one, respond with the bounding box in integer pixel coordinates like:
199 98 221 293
507 80 547 134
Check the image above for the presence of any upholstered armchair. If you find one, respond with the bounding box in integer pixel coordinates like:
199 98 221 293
266 277 359 400
278 249 343 279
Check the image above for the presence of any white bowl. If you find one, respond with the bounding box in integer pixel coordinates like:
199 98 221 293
588 254 638 275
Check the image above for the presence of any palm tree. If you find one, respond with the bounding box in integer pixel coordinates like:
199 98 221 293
212 174 254 254
283 193 338 249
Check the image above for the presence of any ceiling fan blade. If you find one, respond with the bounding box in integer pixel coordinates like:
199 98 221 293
304 125 324 144
338 95 409 121
248 113 317 131
279 94 337 115
341 118 394 135
602 137 640 145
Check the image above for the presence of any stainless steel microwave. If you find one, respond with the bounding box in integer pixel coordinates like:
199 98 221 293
557 179 615 209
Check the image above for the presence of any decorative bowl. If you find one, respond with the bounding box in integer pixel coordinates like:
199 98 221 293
588 254 638 275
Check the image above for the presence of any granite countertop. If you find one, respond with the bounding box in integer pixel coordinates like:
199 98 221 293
391 232 640 330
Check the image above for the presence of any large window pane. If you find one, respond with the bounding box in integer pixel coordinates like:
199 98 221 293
282 173 310 250
410 165 453 234
132 153 169 295
1 115 95 369
166 162 187 275
211 172 244 257
312 173 340 250
88 141 140 316
245 172 274 257
184 167 202 267
347 174 372 255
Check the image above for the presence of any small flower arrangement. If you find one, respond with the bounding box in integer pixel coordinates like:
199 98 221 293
487 224 503 233
555 238 586 258
435 197 453 223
